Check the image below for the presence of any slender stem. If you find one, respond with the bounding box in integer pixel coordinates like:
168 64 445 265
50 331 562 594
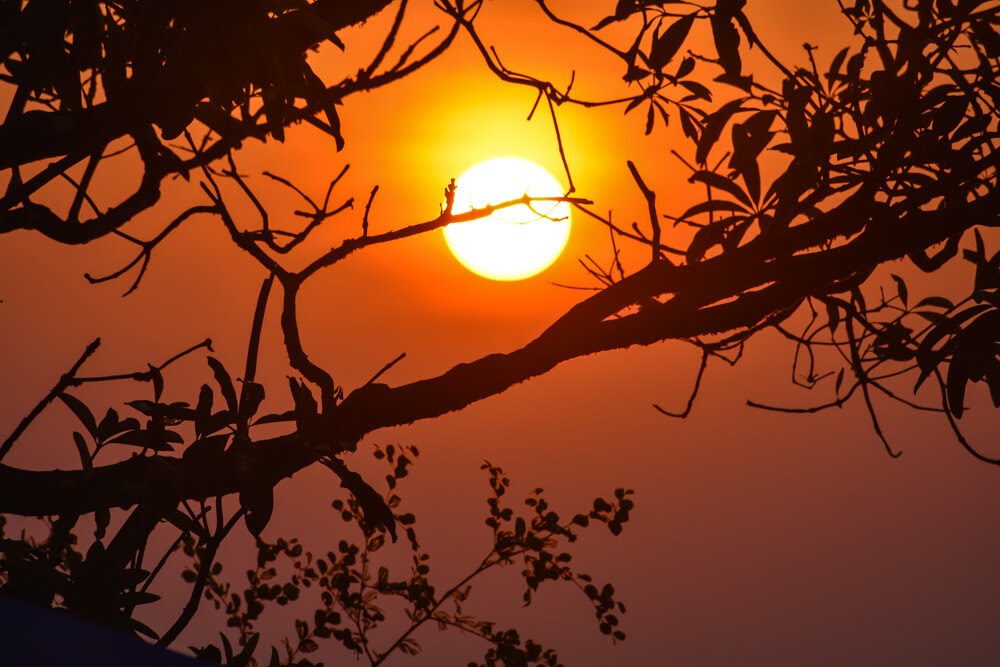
157 509 244 647
0 338 101 461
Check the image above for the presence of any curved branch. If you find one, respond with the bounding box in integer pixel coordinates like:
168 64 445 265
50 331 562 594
0 175 995 518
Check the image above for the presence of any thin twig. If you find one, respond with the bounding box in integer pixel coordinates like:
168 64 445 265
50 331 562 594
0 338 101 461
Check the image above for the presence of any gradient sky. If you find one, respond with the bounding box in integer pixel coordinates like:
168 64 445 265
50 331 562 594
1 1 998 664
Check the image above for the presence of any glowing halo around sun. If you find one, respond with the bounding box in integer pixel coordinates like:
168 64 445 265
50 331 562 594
443 157 571 281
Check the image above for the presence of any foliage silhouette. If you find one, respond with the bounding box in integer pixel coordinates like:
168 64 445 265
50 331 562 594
1 0 998 664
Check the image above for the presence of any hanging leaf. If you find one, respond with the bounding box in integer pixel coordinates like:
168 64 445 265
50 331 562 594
890 274 909 307
679 107 700 141
73 431 92 470
826 46 850 82
696 98 745 164
710 12 743 81
680 198 747 219
239 381 266 422
622 64 651 82
241 479 275 537
676 56 696 79
207 357 238 413
688 170 753 207
592 0 639 30
915 295 954 310
149 365 164 401
680 80 713 101
59 392 98 438
649 14 696 70
826 301 842 334
686 221 729 263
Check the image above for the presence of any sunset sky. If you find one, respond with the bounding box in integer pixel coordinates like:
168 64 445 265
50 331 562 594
1 0 998 664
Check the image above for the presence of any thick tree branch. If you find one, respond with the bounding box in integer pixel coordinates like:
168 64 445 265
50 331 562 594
1 187 994 517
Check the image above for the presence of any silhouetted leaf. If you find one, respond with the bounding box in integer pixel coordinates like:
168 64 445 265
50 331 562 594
827 301 841 334
916 296 954 310
593 0 639 30
130 618 160 640
73 431 91 470
254 410 296 425
149 365 164 401
242 480 274 537
687 222 728 263
891 274 908 307
679 107 699 141
676 56 695 79
679 80 712 101
239 381 266 422
688 170 752 207
649 14 696 70
826 47 850 82
710 13 742 80
207 357 238 413
622 64 651 82
680 198 747 219
59 392 97 438
696 98 745 164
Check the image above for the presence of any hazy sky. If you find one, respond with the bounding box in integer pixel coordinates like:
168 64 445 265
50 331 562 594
1 1 998 664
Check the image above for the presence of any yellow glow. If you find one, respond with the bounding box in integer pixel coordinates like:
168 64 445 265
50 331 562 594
444 157 571 281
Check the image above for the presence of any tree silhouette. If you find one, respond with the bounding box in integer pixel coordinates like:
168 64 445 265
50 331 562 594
1 0 998 664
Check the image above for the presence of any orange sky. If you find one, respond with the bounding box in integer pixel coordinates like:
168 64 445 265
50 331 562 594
1 1 999 664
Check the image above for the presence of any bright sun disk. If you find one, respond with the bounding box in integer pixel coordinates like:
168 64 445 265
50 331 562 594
443 157 571 281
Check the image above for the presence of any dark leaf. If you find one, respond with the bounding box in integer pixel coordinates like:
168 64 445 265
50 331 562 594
59 392 98 438
679 107 700 141
208 357 239 413
649 14 696 70
679 80 712 101
680 198 747 219
688 170 752 207
827 301 841 334
696 98 745 164
254 410 297 425
946 349 971 418
241 481 275 537
195 384 214 433
676 56 696 79
97 407 123 441
593 0 637 30
915 296 954 310
710 13 742 79
622 64 651 82
150 365 164 401
239 381 266 422
687 221 728 263
826 47 850 82
73 431 91 470
122 590 160 607
130 618 160 640
890 274 908 307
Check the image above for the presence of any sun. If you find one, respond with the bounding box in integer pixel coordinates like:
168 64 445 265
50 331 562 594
443 157 571 281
